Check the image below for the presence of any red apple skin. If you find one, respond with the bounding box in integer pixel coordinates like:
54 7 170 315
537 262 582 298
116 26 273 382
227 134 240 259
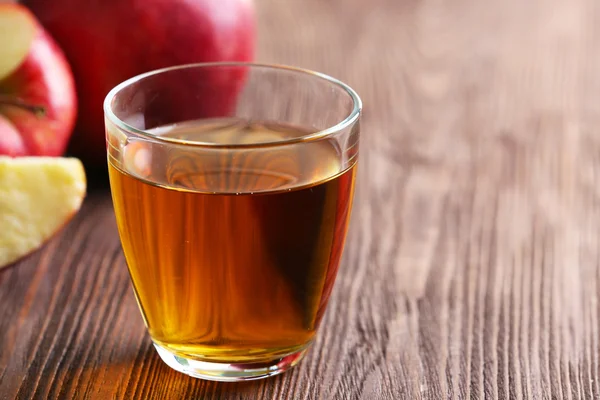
24 0 256 166
0 7 77 156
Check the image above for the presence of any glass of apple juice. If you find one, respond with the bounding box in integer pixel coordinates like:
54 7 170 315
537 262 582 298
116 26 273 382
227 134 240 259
103 63 361 381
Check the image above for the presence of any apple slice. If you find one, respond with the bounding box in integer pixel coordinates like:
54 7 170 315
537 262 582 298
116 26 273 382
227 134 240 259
0 3 77 157
0 157 86 269
0 4 36 80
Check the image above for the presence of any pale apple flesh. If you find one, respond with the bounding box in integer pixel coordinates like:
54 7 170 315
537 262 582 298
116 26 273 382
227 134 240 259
0 4 35 81
0 157 86 268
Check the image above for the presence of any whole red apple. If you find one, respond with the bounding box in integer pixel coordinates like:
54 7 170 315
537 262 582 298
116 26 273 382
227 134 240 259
24 0 256 166
0 3 77 156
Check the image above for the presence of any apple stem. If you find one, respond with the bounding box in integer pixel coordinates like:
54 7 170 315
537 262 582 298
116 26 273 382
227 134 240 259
0 95 46 117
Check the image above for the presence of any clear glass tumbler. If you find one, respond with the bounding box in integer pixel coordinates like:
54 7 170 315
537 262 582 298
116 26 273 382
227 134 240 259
104 63 361 381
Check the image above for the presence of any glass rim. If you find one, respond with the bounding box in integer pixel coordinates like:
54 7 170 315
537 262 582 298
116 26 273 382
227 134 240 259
103 62 362 149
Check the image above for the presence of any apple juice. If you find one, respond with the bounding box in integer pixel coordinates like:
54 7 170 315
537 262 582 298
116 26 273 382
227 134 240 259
107 118 356 363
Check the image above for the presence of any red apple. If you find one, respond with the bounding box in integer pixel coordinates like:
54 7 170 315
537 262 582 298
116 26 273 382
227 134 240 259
0 3 77 156
24 0 256 166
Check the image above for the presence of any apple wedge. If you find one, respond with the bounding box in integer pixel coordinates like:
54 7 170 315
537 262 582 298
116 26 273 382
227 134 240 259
0 3 77 157
0 3 36 81
0 157 86 269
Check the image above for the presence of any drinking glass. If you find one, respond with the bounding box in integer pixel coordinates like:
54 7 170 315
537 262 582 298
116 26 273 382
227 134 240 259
104 63 361 381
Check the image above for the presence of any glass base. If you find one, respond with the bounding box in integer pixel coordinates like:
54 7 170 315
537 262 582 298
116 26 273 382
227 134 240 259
153 343 309 381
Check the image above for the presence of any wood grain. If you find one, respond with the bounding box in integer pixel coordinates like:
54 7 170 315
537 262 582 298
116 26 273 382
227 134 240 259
2 0 600 398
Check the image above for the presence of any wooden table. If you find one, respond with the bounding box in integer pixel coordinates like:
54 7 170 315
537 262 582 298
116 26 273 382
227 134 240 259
2 0 600 398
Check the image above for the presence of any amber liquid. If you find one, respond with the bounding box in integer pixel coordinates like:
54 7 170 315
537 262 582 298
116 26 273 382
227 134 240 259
108 119 357 362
